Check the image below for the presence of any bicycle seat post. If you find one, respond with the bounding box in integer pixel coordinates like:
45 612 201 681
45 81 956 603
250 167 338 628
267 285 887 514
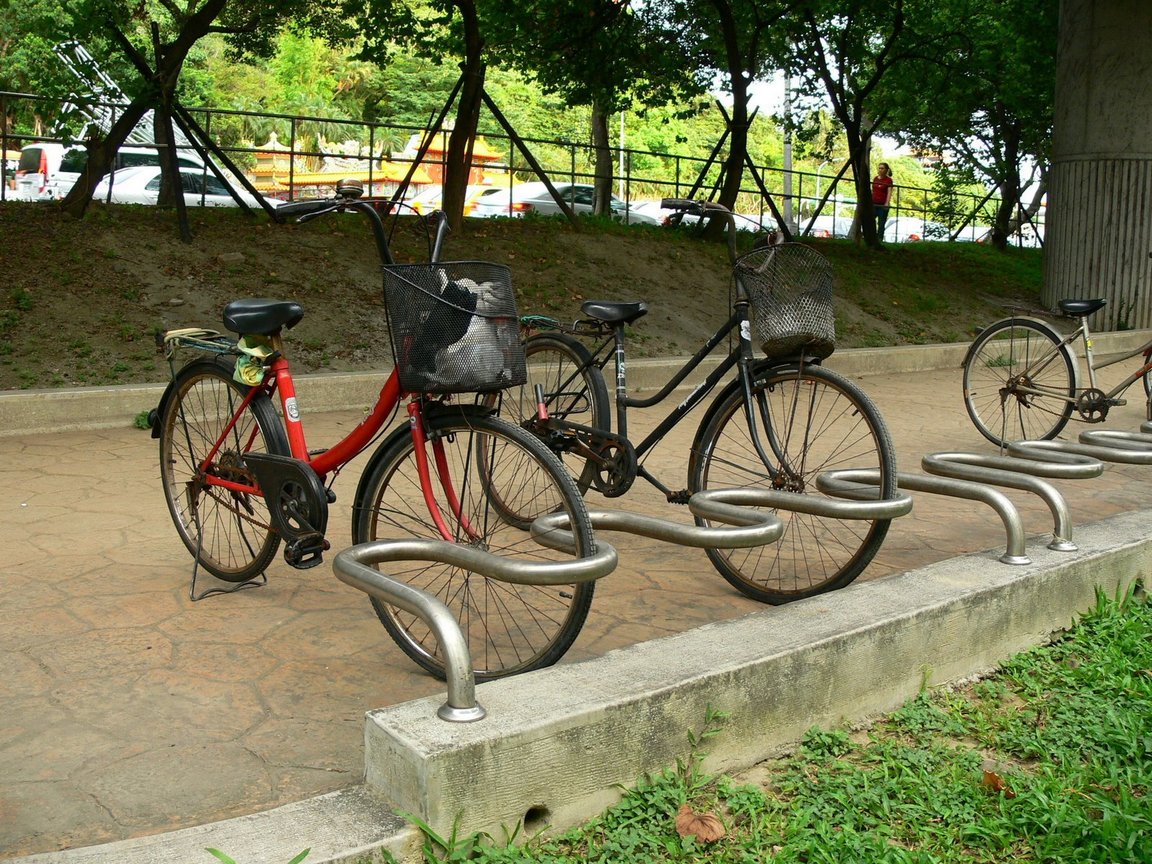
1079 312 1100 391
610 320 631 441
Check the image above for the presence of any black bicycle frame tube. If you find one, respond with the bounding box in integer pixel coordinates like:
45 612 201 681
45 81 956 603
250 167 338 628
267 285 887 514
614 313 740 450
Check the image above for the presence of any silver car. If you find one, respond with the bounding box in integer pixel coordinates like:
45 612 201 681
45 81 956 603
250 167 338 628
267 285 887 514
471 181 660 225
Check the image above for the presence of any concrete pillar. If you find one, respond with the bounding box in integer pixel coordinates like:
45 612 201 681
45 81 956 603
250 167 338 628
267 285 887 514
1045 0 1152 330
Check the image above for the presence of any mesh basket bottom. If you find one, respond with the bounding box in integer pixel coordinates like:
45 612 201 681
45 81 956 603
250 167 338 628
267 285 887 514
761 333 836 359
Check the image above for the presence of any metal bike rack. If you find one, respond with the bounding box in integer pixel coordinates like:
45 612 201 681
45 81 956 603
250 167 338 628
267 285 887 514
332 537 618 723
822 418 1152 567
334 485 912 722
532 486 913 551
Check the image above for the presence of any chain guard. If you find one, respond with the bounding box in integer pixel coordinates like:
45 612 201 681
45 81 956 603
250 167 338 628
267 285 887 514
242 453 330 568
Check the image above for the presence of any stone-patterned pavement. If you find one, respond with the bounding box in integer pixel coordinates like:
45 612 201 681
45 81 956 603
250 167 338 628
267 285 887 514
2 364 1150 858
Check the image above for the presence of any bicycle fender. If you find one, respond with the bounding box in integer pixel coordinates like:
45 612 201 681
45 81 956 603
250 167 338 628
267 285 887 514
962 316 1080 391
351 402 496 512
149 355 240 439
689 360 799 459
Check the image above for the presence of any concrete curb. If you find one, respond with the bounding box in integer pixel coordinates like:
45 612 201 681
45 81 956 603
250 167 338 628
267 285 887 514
5 330 1150 438
362 511 1146 841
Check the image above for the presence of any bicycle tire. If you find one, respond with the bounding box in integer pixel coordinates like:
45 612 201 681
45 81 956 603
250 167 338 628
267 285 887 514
486 332 610 493
688 362 896 604
351 409 597 681
158 358 289 582
962 318 1075 446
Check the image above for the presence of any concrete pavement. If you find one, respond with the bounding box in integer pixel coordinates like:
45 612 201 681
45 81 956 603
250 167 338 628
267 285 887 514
2 336 1151 860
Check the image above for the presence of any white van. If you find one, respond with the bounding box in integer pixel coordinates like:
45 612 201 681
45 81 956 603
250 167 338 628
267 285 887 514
14 142 206 201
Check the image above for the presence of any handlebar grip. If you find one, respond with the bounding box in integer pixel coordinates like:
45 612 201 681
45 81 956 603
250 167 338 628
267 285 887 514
277 199 338 218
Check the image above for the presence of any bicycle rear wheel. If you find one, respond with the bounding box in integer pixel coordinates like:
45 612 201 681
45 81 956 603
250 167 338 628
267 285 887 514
689 363 896 604
158 358 289 582
352 409 597 681
962 318 1075 446
486 332 610 493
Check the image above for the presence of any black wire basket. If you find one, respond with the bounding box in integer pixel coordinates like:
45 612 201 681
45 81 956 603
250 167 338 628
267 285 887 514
383 261 527 394
735 243 836 360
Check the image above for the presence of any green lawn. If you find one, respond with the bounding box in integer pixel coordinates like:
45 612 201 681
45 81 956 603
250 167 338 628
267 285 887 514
398 587 1151 864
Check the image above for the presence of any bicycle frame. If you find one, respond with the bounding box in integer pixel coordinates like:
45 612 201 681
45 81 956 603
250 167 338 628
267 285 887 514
1012 316 1152 407
545 287 789 499
181 188 471 544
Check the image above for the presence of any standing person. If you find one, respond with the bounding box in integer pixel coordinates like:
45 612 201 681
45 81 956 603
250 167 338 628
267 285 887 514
872 162 894 240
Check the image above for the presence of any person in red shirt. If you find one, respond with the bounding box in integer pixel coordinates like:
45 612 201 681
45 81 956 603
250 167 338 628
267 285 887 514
871 162 894 240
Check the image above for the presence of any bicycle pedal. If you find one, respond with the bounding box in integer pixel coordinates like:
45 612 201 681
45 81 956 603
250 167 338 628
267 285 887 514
284 535 330 569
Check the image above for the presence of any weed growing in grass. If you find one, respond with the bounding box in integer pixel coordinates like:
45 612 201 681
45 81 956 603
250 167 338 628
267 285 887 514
395 587 1149 863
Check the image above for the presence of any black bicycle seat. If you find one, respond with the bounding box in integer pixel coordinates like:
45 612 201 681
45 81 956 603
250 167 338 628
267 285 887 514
580 300 649 324
1057 298 1107 318
223 298 305 334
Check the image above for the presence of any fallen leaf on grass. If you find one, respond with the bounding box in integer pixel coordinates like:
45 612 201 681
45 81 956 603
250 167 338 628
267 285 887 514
675 804 726 842
982 770 1017 799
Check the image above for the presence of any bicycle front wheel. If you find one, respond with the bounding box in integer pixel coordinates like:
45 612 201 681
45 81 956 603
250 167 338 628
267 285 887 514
689 363 896 604
352 410 597 681
486 332 610 493
963 318 1075 446
158 358 289 582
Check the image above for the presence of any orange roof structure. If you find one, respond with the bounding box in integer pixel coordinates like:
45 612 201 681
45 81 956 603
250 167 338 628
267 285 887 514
248 133 432 193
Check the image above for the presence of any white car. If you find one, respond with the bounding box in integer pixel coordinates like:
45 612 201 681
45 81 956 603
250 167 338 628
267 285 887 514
93 165 275 209
13 142 207 201
471 181 660 225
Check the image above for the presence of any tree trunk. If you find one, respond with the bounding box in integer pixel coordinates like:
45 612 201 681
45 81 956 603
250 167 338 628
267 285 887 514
59 99 151 219
846 121 879 248
591 103 612 217
443 0 484 231
991 128 1021 251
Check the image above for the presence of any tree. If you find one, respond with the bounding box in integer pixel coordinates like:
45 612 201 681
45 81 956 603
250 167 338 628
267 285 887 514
640 0 799 221
787 0 964 248
482 1 704 217
53 0 342 223
882 0 1055 249
354 0 491 229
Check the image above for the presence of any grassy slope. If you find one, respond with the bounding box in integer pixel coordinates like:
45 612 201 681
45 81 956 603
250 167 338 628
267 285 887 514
0 202 1044 390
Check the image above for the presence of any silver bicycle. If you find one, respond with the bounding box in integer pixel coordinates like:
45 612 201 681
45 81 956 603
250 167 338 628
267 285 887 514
962 298 1152 447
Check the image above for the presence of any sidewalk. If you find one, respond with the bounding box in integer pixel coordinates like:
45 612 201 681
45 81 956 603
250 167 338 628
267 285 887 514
2 350 1151 858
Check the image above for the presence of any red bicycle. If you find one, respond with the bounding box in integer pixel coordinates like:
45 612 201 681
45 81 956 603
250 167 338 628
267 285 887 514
151 180 597 680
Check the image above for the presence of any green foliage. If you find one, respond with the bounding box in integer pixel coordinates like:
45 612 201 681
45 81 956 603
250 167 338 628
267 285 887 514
11 287 33 311
205 848 310 864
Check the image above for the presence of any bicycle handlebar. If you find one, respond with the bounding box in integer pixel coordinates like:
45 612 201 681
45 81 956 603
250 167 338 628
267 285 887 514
660 198 739 264
278 199 341 219
277 181 430 267
660 198 731 215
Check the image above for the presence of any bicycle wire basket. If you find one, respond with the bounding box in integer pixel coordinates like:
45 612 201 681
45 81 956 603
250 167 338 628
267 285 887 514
383 261 527 394
735 242 836 360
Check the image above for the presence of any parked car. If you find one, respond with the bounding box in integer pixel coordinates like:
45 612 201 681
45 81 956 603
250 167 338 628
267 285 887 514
408 183 498 216
93 165 274 209
801 214 854 239
883 216 951 243
12 142 206 201
471 181 661 225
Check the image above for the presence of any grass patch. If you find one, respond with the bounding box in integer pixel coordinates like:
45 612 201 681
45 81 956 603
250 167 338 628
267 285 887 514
392 587 1150 863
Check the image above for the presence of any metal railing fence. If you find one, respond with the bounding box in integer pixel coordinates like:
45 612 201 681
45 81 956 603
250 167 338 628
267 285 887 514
0 90 1040 245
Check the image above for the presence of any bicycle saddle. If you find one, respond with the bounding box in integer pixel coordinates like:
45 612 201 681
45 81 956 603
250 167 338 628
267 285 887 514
1057 298 1107 317
581 300 649 324
223 298 305 335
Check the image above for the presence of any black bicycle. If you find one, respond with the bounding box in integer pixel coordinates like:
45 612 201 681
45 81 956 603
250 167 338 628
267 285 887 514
487 198 898 604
